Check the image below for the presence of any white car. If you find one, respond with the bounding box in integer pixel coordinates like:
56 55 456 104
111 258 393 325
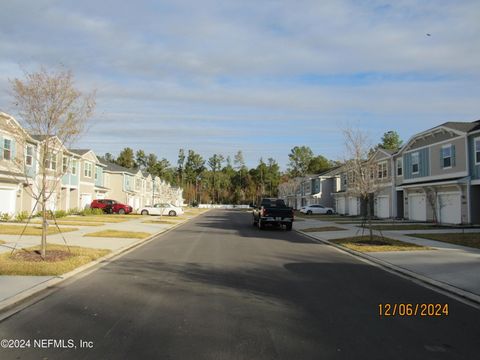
139 203 184 216
300 204 334 215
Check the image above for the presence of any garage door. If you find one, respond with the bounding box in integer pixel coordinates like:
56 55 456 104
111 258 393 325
0 188 16 214
438 193 461 224
348 197 358 216
80 193 92 209
376 196 390 218
337 197 345 214
408 194 426 222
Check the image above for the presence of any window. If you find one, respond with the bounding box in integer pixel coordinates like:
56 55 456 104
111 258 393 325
442 145 452 168
377 162 388 179
3 138 12 160
475 138 480 164
25 145 34 166
84 162 92 178
397 159 403 176
71 160 77 175
135 178 141 191
62 156 69 173
45 153 57 170
95 168 98 181
411 152 419 174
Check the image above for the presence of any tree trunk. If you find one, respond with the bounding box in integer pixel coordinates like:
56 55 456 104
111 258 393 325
41 172 47 259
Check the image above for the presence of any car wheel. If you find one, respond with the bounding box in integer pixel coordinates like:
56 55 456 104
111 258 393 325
118 208 125 214
141 210 149 216
168 210 177 216
326 210 333 215
307 210 312 215
285 223 293 231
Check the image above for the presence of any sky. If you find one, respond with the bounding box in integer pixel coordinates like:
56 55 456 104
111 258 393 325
0 0 479 169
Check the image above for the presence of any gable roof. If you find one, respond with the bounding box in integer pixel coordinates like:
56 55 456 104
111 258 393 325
69 149 91 156
442 120 480 133
99 159 137 175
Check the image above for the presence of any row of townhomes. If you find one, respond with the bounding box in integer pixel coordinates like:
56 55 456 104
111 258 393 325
0 112 183 216
279 119 480 225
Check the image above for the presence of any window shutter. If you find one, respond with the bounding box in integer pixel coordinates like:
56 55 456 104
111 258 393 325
451 145 456 167
0 135 3 160
11 139 16 160
440 148 443 168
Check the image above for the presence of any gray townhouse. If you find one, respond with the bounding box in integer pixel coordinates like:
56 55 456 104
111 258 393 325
395 120 480 225
278 168 341 210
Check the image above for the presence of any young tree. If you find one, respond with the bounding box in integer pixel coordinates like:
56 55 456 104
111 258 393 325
342 127 377 240
10 66 95 258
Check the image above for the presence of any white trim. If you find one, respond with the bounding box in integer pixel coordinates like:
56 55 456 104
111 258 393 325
403 135 464 155
474 137 480 165
399 127 465 154
411 151 419 175
401 171 469 184
441 143 453 169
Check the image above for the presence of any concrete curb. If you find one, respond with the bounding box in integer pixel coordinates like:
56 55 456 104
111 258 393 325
0 211 208 317
295 229 480 308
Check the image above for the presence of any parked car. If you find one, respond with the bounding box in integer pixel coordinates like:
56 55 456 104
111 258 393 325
252 198 294 230
300 204 334 215
90 199 133 214
139 203 184 216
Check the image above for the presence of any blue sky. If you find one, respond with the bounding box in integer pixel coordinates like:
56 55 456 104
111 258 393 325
1 0 479 169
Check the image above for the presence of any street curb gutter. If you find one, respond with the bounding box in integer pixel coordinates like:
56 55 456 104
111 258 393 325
0 211 209 318
295 229 480 308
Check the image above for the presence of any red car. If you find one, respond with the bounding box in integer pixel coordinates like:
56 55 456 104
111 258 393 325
90 199 133 214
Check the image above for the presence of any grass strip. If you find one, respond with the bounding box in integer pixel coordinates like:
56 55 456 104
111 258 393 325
301 227 346 232
0 225 78 235
359 225 443 231
84 230 151 239
0 244 110 276
410 233 480 249
64 216 127 223
331 235 430 252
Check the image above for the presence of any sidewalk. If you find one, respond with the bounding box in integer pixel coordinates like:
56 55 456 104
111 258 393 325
294 217 480 303
0 210 207 309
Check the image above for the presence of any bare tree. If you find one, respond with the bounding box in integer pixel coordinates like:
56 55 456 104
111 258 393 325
9 66 96 258
342 127 377 240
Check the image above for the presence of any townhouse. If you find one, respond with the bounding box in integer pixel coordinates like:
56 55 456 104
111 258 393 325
0 112 184 216
278 168 341 210
395 121 480 225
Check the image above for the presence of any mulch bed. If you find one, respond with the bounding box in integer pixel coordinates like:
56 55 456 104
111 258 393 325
12 249 73 262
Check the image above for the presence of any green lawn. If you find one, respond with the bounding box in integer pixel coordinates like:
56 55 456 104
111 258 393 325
331 235 430 252
411 233 480 249
0 245 110 275
301 227 346 232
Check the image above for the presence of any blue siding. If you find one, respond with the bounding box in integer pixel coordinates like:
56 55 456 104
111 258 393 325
468 135 480 179
95 166 103 186
403 148 430 179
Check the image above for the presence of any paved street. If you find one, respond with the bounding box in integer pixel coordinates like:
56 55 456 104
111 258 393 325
0 209 479 359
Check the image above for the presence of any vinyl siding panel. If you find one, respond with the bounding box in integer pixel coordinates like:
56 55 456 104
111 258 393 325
404 148 429 179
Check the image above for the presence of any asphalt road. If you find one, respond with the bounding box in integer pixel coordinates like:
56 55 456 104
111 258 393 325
1 209 479 360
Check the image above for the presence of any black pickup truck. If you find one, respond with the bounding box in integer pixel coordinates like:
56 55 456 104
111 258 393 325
252 198 294 231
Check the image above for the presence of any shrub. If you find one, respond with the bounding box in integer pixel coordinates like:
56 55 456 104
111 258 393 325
81 208 104 216
14 211 30 222
67 208 81 215
54 210 67 218
0 212 12 222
